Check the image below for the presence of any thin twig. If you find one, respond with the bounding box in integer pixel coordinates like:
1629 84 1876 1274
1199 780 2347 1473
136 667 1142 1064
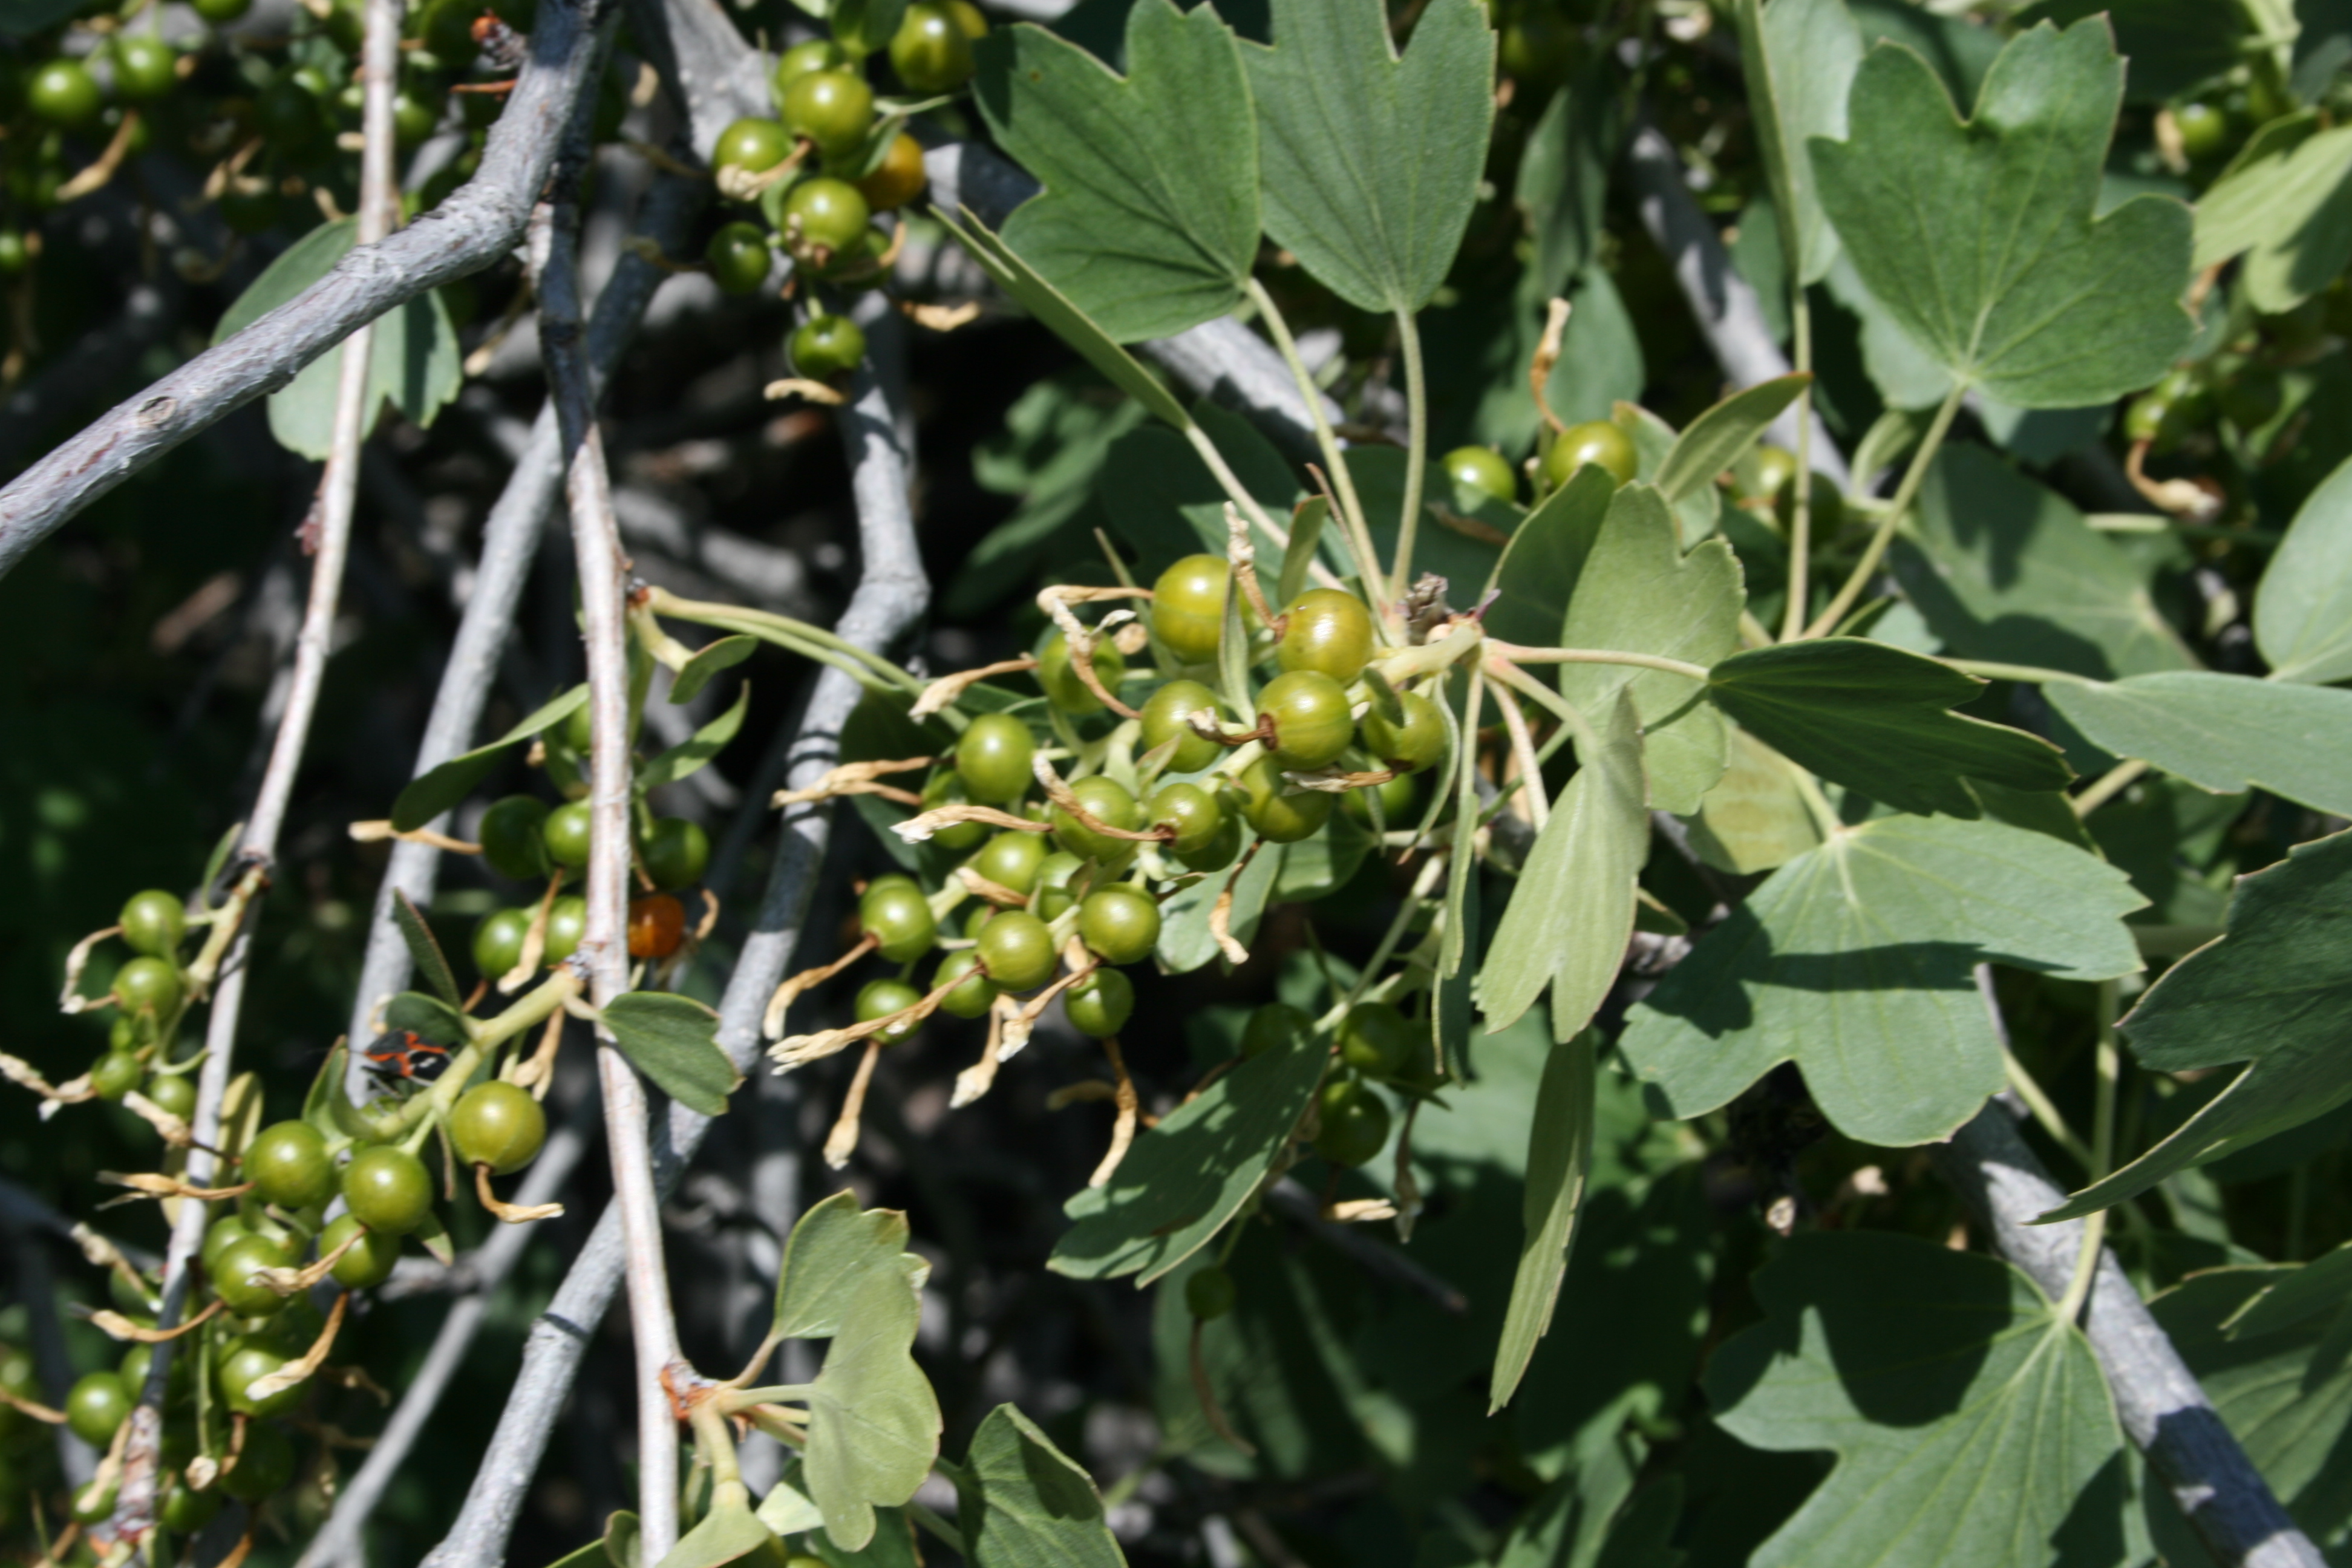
539 88 685 1559
107 0 402 1536
420 288 927 1568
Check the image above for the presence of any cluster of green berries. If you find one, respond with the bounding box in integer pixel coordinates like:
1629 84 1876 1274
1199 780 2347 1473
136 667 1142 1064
469 701 714 983
88 889 201 1116
701 1 987 380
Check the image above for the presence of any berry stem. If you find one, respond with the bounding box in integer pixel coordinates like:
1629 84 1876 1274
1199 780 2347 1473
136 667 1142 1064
1246 276 1386 607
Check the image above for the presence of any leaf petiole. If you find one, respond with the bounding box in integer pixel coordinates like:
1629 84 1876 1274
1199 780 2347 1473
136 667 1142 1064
1802 382 1964 639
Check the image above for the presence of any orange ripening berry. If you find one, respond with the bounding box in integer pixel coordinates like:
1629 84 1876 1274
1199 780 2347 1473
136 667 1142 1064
629 893 687 959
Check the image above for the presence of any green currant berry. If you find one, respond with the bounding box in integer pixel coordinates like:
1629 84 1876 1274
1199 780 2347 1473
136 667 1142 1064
921 771 989 851
855 977 925 1045
544 895 588 965
956 713 1035 804
474 907 532 979
1745 443 1798 505
1276 588 1374 682
932 949 997 1018
1313 1079 1391 1167
791 313 866 378
946 0 987 37
28 60 101 130
1342 771 1419 828
641 817 711 890
1034 852 1086 921
1139 679 1223 773
0 230 27 277
714 117 794 179
1146 782 1223 856
254 76 327 149
860 877 938 962
2123 390 2173 446
1063 967 1133 1037
976 910 1057 991
1038 630 1125 714
1259 670 1354 769
479 795 552 880
1543 419 1636 489
1151 554 1230 663
203 1212 278 1273
1359 691 1446 774
1077 884 1160 965
1774 470 1843 535
1338 1002 1416 1079
1184 1264 1236 1320
73 1478 119 1525
391 87 442 147
2174 98 2229 160
218 1419 295 1501
65 1372 129 1446
706 221 773 295
562 701 593 753
111 36 178 102
192 0 253 20
857 130 927 211
319 1215 400 1291
1238 754 1334 843
219 1345 302 1417
211 1234 294 1318
889 2 974 93
1053 776 1143 864
245 1121 335 1210
91 1050 143 1101
775 38 849 94
1241 1002 1308 1059
116 1342 190 1408
113 955 183 1018
782 68 874 160
971 829 1048 896
542 799 594 869
341 1145 433 1235
1174 812 1242 872
145 1071 197 1120
781 177 869 260
450 1081 546 1175
1442 445 1517 509
160 1480 222 1535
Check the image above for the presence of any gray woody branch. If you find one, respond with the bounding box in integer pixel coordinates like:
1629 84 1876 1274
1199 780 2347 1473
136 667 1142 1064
420 289 928 1568
0 0 608 580
1931 1102 2324 1568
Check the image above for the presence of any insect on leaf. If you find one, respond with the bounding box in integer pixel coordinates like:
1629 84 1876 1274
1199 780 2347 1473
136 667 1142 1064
1810 19 2195 407
975 0 1260 342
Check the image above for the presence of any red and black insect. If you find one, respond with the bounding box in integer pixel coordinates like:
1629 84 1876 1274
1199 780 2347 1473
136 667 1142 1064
361 1031 454 1091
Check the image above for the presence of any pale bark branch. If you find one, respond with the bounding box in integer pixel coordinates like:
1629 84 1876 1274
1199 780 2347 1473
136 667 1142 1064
420 279 926 1568
0 0 608 579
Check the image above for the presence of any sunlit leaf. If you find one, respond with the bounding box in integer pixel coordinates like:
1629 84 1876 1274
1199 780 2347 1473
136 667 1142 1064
639 683 750 792
1558 483 1743 813
391 889 460 1008
2255 452 2352 685
1811 20 2195 406
803 1264 942 1552
1240 0 1494 314
974 0 1259 341
2044 831 2352 1220
2044 671 2352 818
1706 1231 2123 1568
601 993 740 1117
953 1405 1127 1568
1736 0 1863 284
391 685 589 832
1621 813 2145 1146
671 637 757 706
1707 639 2072 817
774 1191 917 1341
